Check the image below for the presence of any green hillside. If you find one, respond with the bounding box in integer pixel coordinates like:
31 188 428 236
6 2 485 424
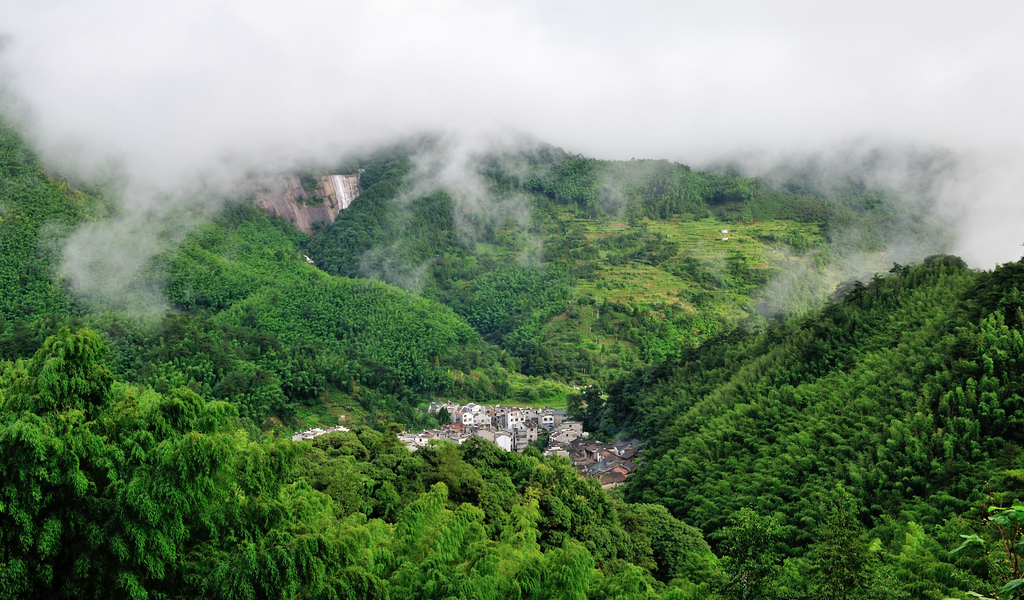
0 123 529 432
590 255 1024 598
97 203 520 428
0 121 107 348
0 328 719 599
308 143 946 385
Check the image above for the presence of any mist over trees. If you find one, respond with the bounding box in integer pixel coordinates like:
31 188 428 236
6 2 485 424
1 115 1023 599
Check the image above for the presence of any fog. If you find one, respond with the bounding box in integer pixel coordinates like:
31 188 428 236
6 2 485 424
2 0 1023 274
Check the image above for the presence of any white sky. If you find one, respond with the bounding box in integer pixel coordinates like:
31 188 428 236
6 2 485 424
2 0 1023 266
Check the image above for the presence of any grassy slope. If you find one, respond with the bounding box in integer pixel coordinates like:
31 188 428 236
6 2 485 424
535 211 872 369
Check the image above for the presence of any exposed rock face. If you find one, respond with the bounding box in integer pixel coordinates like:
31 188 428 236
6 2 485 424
253 173 360 234
323 174 359 210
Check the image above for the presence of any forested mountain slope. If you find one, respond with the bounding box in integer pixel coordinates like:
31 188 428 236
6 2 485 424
0 123 730 599
0 122 528 432
0 121 104 335
95 204 519 428
4 117 1018 599
595 255 1024 598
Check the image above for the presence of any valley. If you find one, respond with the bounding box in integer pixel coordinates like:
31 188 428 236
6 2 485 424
0 120 1020 600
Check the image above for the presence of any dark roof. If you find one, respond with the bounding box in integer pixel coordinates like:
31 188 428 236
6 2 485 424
600 472 627 485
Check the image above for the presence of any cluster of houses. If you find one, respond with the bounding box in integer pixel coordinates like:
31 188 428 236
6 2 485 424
545 438 641 489
399 401 641 488
396 402 588 454
288 402 641 490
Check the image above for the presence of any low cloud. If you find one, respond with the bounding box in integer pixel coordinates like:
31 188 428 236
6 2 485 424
408 133 537 244
355 132 543 291
57 183 223 313
0 0 1021 275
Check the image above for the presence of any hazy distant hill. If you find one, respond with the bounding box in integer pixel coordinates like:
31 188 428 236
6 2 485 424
307 141 950 386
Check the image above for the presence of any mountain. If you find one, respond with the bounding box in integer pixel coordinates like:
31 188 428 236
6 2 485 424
0 122 528 432
1 120 724 599
307 141 949 385
4 117 1019 599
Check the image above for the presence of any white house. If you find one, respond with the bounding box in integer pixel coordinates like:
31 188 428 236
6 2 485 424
496 409 526 430
475 428 514 452
494 432 513 452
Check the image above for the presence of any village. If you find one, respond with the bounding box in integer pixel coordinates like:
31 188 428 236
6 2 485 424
406 402 642 489
288 402 641 489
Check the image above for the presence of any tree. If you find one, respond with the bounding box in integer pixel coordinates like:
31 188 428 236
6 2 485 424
619 502 718 584
567 392 583 421
580 385 604 431
807 485 876 600
7 327 113 416
717 507 784 600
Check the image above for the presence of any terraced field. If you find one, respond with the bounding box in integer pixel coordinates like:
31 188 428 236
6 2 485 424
305 146 939 390
498 208 870 381
573 214 822 305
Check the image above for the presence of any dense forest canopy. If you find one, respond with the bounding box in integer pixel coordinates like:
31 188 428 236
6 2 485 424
593 255 1024 598
1 117 1022 599
0 327 718 598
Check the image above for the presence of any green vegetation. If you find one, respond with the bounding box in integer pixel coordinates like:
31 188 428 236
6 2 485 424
309 143 944 387
0 328 716 598
587 255 1024 598
95 203 531 430
0 121 104 327
0 124 531 432
6 116 1020 599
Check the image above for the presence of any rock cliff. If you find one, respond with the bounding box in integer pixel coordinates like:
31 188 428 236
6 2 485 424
253 173 360 234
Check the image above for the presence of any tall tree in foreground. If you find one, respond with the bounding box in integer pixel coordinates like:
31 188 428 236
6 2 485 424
806 485 877 600
717 507 784 600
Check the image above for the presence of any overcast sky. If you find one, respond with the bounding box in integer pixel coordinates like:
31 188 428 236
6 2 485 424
2 0 1023 266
